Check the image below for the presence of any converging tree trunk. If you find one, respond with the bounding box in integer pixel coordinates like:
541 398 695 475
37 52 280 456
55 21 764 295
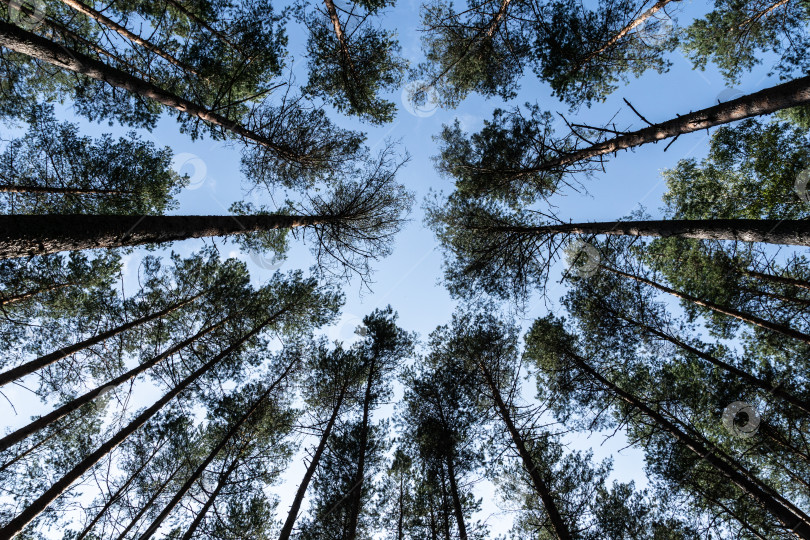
0 293 203 387
0 214 326 259
0 281 74 306
114 461 186 540
179 457 241 540
346 357 377 540
743 269 810 292
444 455 468 540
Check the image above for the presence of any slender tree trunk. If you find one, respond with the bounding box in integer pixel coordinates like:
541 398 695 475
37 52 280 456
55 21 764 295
0 414 82 473
444 455 468 540
55 0 197 75
495 218 810 247
438 465 452 540
139 352 300 540
0 293 202 387
397 472 404 540
478 363 572 539
536 75 810 171
604 265 810 345
0 21 302 161
0 184 127 195
75 440 166 540
743 269 810 292
0 281 74 306
277 385 348 540
574 0 679 70
346 357 377 540
741 285 810 308
179 457 241 540
0 313 276 538
114 461 186 540
0 214 325 259
163 0 244 55
323 0 356 74
0 314 233 452
563 346 810 537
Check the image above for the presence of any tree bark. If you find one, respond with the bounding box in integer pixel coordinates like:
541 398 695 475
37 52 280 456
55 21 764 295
0 21 301 161
536 75 810 171
179 456 241 540
494 218 810 247
0 312 277 538
346 356 377 540
114 461 186 540
138 351 300 540
0 214 324 259
444 455 468 540
0 293 202 387
743 269 810 292
55 0 197 75
0 281 74 306
604 266 810 345
0 313 233 453
277 385 348 540
478 362 572 539
563 347 810 538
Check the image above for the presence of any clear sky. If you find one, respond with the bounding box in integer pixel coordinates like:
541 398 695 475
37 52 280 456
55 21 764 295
0 0 790 536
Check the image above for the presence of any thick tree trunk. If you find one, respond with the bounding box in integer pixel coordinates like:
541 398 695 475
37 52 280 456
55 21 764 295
0 281 74 306
564 347 810 537
444 455 468 540
604 266 810 345
0 313 276 538
0 313 234 452
0 184 127 195
277 385 348 540
139 352 299 539
0 214 324 259
114 461 185 540
537 75 810 171
498 218 810 247
478 363 572 539
0 21 300 160
55 0 197 75
346 357 377 540
743 269 810 292
179 457 241 540
0 293 202 387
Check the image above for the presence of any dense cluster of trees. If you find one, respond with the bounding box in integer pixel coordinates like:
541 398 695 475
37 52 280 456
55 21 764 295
1 0 809 538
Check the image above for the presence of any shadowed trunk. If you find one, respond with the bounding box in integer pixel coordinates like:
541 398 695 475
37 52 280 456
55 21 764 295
346 356 377 539
0 281 74 306
179 455 241 540
444 455 468 540
0 293 202 387
0 214 326 259
114 461 186 540
743 269 810 292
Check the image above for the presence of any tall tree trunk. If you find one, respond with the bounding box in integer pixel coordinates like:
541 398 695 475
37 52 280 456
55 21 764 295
323 0 357 76
443 455 468 540
346 357 377 540
0 312 277 538
562 346 810 537
0 414 82 473
0 214 325 259
0 21 302 161
478 363 572 539
743 269 810 292
602 304 810 414
55 0 197 75
0 313 236 452
0 184 128 195
536 75 810 171
604 265 810 345
278 385 349 540
495 218 810 247
162 0 244 54
397 471 404 540
139 352 300 539
179 456 241 540
114 461 186 540
0 293 202 387
0 281 74 306
75 440 166 540
741 285 810 308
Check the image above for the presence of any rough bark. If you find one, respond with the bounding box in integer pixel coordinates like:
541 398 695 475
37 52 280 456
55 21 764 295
0 293 202 387
277 385 348 540
0 21 301 160
478 363 572 539
537 75 810 171
0 313 276 538
604 266 810 345
0 214 324 259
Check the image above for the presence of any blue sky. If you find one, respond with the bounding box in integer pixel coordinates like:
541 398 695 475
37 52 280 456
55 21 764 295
0 0 794 536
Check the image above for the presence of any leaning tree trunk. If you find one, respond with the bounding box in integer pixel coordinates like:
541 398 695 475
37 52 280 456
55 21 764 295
743 269 810 292
346 357 377 540
139 352 299 539
179 455 242 540
563 346 810 537
0 21 302 161
536 74 810 171
498 218 810 247
0 313 236 452
277 385 349 540
163 0 244 54
0 313 276 538
478 362 572 539
0 184 128 195
444 455 468 540
0 281 74 306
604 265 810 345
114 461 186 540
0 293 202 387
0 214 325 259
